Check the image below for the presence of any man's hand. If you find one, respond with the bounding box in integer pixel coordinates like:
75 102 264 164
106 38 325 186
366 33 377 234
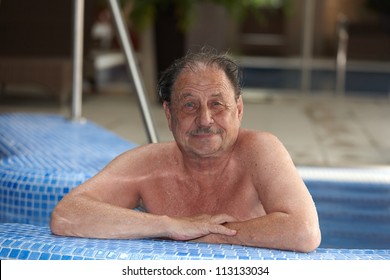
165 214 237 241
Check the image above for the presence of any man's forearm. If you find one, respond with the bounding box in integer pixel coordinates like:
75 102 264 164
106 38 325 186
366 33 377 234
51 195 237 241
50 194 169 239
192 213 321 253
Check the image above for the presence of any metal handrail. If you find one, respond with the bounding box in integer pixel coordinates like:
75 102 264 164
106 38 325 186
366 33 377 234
108 0 159 143
71 0 85 123
335 14 349 97
71 0 159 143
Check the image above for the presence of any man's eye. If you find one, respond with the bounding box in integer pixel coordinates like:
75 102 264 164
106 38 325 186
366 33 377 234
212 102 223 107
182 102 197 112
211 102 226 111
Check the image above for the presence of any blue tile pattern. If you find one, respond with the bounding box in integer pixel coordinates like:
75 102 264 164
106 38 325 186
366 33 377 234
0 223 389 260
0 113 137 225
1 113 390 258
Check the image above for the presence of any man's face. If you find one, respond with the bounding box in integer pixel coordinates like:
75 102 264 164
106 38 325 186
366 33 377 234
163 64 243 158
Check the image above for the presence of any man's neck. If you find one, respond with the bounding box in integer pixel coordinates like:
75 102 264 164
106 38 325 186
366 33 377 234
181 149 234 178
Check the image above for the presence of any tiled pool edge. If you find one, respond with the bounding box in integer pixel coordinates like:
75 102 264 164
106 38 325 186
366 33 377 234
1 223 389 260
0 113 137 225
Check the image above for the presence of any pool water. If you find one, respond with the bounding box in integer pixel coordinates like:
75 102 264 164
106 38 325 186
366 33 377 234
304 177 390 249
243 67 390 97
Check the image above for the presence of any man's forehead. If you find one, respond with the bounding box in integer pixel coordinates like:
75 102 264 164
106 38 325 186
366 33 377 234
173 67 233 95
176 91 224 101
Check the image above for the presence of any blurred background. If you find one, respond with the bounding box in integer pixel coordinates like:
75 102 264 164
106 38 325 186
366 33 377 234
0 0 389 167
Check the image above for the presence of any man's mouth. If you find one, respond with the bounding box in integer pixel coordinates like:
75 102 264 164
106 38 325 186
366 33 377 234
189 127 221 136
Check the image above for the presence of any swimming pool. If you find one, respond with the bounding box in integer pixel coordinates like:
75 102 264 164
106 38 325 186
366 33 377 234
300 167 390 249
240 58 390 97
1 113 390 259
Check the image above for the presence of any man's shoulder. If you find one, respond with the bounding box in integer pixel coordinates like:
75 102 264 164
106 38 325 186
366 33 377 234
238 129 280 145
115 142 178 172
236 129 287 161
123 141 177 159
124 142 178 165
236 130 291 173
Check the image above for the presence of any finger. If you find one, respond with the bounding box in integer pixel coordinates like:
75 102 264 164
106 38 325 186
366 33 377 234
208 224 237 236
210 214 238 224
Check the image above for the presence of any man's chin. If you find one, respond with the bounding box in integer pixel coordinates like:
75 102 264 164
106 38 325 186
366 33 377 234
189 144 222 157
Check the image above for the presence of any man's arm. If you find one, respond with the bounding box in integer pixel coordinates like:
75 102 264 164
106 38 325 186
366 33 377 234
192 211 320 253
50 192 238 240
193 132 321 252
50 146 237 240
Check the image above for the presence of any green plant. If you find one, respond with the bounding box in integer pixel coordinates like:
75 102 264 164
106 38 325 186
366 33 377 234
122 0 292 31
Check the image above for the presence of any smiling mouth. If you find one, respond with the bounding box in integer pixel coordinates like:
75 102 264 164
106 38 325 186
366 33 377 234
189 127 222 136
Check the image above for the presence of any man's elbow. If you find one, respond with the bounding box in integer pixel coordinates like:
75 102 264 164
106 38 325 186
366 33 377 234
295 222 321 253
50 208 71 237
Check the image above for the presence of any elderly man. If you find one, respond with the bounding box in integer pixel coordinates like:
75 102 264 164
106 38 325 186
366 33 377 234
50 49 321 252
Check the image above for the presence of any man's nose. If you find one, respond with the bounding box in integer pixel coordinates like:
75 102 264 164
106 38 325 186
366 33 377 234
196 105 214 126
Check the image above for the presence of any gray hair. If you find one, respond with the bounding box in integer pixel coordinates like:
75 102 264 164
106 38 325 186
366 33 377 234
157 48 243 103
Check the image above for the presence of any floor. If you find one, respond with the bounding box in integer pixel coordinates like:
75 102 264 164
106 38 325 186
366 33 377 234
1 79 390 169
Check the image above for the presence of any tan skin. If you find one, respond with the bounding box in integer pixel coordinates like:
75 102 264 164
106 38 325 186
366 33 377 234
50 64 321 252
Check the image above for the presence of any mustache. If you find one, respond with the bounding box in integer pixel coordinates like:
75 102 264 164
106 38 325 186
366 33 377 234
189 127 223 136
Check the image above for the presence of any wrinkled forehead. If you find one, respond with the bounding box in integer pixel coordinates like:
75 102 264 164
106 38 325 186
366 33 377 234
172 63 234 97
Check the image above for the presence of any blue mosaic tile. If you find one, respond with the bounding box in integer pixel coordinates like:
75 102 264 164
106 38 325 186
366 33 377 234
0 113 137 226
61 255 72 260
0 248 11 258
39 253 51 260
50 254 61 260
28 252 41 260
1 239 13 247
60 247 75 255
9 248 20 258
18 250 30 260
1 223 389 260
106 251 119 259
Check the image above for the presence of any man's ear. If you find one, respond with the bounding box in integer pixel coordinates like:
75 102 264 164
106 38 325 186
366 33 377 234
163 101 173 131
237 95 244 122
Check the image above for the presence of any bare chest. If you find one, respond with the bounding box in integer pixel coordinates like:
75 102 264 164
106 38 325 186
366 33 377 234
140 174 265 220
